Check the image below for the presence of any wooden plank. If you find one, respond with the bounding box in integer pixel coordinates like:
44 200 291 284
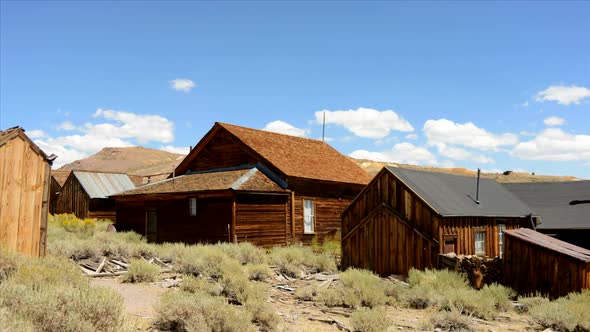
231 196 237 243
3 137 25 251
17 145 37 255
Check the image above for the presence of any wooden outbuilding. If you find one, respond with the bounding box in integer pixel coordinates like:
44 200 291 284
56 171 135 222
504 181 590 249
0 127 55 256
341 166 534 276
503 228 590 298
113 122 371 246
49 169 70 215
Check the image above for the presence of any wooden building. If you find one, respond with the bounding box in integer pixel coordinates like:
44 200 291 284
341 167 534 276
113 122 371 246
504 181 590 249
0 127 55 256
113 166 290 246
56 171 135 222
503 228 590 298
49 170 70 215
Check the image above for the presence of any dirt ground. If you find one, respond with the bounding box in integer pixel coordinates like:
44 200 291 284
90 273 536 332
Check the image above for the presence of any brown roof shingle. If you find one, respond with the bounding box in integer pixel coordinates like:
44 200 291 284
115 167 287 196
178 123 371 185
51 170 71 187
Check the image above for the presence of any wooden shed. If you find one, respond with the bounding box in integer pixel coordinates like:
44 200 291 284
49 169 70 215
503 228 590 298
113 166 290 246
0 127 55 256
504 181 590 250
341 166 534 276
56 171 135 222
114 122 371 246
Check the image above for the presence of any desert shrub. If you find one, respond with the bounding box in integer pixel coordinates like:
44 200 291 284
181 275 223 296
269 245 337 278
294 284 318 301
247 263 273 281
245 300 281 331
518 294 549 312
174 245 230 279
0 307 34 331
350 306 391 332
526 290 590 331
0 257 124 332
318 268 387 308
123 258 160 283
47 236 103 260
49 214 103 237
156 242 189 262
0 246 23 281
479 283 515 311
154 291 257 332
216 242 266 265
429 310 474 332
311 236 341 257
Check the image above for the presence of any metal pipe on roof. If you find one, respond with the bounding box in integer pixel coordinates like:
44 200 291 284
476 168 481 204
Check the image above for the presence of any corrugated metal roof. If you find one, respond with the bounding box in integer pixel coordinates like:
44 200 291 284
503 181 590 229
73 171 136 198
505 228 590 263
386 166 532 217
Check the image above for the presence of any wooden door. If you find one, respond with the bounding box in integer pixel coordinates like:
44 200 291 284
444 237 457 254
146 209 157 243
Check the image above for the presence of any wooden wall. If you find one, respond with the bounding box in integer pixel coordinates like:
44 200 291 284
503 232 590 298
0 133 50 256
235 194 288 247
56 174 90 219
291 194 352 245
49 177 60 215
441 217 528 257
115 194 233 244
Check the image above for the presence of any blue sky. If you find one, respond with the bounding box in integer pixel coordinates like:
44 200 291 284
1 2 589 178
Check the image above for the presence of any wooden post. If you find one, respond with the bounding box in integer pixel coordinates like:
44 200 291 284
231 196 237 243
290 191 295 239
39 162 51 256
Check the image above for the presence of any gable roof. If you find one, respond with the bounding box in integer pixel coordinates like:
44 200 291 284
51 170 71 187
175 122 372 185
72 171 136 199
113 166 288 196
505 228 590 263
385 166 532 217
0 126 55 164
503 181 590 229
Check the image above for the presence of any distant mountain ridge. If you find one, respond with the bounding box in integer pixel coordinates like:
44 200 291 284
57 146 581 184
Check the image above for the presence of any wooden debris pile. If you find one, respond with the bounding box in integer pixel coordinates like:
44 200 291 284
77 256 172 277
439 253 502 289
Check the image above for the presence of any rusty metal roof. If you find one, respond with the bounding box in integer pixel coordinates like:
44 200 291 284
505 228 590 263
73 171 136 198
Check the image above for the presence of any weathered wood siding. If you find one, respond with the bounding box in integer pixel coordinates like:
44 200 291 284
441 217 527 257
116 194 233 244
0 133 50 256
503 232 590 298
56 175 90 219
235 194 288 247
49 177 61 215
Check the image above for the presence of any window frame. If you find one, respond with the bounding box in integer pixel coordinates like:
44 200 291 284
474 230 486 256
303 199 315 234
189 197 197 217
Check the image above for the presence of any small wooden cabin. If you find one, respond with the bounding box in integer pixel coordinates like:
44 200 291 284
113 166 290 246
49 170 71 215
56 171 135 222
113 122 371 246
504 181 590 249
0 127 55 256
503 228 590 298
341 166 534 276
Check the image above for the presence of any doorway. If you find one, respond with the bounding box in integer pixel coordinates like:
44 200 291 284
146 209 157 243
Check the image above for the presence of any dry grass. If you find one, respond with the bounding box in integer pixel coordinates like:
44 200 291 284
317 268 391 308
523 290 590 331
123 258 160 283
350 306 391 332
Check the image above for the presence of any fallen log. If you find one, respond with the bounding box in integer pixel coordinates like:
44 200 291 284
95 257 107 273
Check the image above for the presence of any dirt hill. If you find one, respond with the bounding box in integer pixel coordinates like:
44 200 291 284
58 146 580 184
58 147 185 182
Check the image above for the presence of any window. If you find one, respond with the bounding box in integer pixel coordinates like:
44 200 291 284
475 231 486 256
189 198 197 216
498 224 506 258
303 199 315 234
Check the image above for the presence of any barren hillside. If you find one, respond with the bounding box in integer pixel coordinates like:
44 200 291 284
58 146 581 184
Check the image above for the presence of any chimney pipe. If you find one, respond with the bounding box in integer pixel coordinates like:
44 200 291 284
475 168 481 204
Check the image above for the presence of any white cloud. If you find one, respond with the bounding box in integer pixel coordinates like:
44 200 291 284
405 134 418 140
350 142 438 166
316 107 414 139
169 78 196 92
34 109 176 168
522 101 529 107
536 85 590 105
512 128 590 162
161 145 190 155
543 116 566 126
423 119 518 151
432 143 494 164
262 120 308 137
27 130 46 138
57 121 76 131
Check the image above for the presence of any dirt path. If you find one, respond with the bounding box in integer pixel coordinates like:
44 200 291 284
90 277 165 321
